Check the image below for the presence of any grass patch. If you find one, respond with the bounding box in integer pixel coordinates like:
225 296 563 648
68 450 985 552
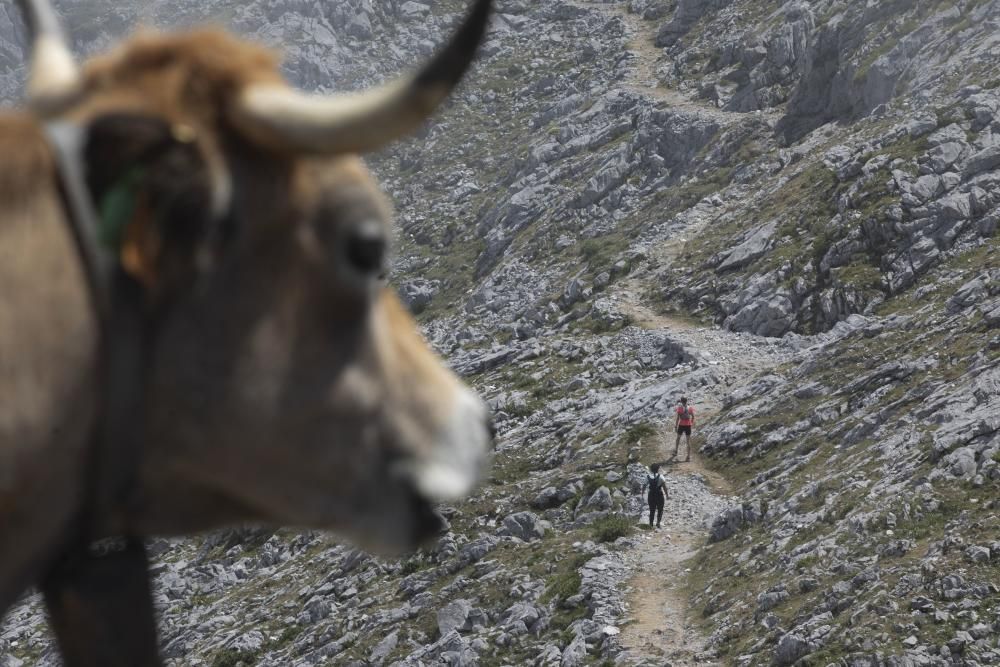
540 569 582 605
831 261 884 292
624 422 657 446
794 553 820 571
579 471 610 499
578 232 632 278
412 236 486 320
210 647 263 667
399 558 423 576
590 515 634 543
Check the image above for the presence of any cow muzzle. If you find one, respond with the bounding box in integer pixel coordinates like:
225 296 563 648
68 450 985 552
396 386 493 503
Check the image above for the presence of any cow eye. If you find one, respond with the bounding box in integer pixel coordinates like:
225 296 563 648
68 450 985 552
345 224 387 278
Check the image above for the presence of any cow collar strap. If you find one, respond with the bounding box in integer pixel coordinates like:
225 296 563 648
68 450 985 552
43 121 164 666
43 121 151 546
44 122 112 321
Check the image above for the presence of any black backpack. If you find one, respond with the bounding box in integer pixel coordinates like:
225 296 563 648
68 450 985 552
647 473 663 495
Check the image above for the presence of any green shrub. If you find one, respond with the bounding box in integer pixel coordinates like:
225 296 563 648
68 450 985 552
400 558 422 575
590 515 634 543
211 648 261 667
624 422 657 445
541 570 582 604
580 472 608 499
795 553 819 571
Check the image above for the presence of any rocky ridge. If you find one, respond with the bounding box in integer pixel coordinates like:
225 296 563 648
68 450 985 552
1 0 999 665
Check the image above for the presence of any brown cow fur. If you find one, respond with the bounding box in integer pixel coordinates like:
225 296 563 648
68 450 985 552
80 30 284 120
0 114 98 612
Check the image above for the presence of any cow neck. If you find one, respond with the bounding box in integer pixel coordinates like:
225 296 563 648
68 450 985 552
43 121 151 550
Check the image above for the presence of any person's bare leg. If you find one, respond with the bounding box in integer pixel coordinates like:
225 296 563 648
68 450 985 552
685 432 691 461
674 431 680 458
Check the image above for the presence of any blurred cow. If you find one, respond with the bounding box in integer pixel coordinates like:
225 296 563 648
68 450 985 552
0 0 494 655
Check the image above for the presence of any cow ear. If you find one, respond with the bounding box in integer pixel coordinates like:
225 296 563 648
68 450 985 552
83 113 212 294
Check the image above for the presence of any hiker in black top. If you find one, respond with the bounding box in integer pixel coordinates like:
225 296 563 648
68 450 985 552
643 463 668 528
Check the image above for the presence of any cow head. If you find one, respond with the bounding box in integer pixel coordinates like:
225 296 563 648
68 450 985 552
16 0 493 552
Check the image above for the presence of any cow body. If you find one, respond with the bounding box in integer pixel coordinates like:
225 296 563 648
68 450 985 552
0 115 96 611
0 1 494 658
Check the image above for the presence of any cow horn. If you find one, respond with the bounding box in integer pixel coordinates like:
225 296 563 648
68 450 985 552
16 0 81 114
233 0 492 155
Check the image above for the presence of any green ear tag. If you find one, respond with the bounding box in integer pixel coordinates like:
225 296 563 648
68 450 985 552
98 168 145 251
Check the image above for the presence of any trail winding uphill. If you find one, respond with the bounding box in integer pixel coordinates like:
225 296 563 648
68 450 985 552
548 4 792 659
564 0 782 124
597 176 789 665
609 233 789 413
605 285 784 664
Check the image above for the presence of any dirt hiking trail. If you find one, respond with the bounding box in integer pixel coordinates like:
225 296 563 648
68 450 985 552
556 2 790 663
609 238 785 665
616 420 732 666
610 248 785 663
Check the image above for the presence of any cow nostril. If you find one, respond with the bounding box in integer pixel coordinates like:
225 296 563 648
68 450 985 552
346 227 386 276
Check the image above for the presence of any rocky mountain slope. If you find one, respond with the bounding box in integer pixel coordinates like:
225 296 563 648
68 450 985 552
1 0 998 666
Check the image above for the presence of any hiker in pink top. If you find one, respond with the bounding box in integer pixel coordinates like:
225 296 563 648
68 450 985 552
674 396 695 461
